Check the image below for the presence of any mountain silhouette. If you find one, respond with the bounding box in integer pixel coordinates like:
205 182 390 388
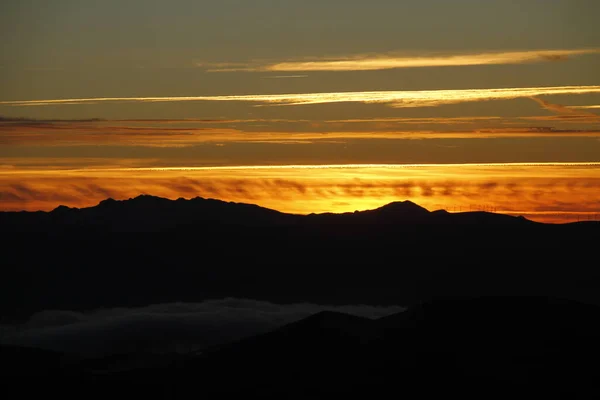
1 195 599 322
1 194 546 233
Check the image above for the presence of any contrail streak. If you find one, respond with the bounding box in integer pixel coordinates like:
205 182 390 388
2 85 600 108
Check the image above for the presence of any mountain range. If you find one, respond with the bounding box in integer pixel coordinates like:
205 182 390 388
1 194 546 232
2 195 599 319
2 196 600 397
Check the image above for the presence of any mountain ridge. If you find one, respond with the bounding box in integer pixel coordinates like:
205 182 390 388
0 194 562 232
2 193 599 323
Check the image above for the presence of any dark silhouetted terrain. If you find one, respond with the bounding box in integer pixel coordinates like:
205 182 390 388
3 296 600 399
2 197 600 397
1 195 599 322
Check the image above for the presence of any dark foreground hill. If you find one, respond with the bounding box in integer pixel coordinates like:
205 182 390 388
3 296 600 399
1 195 599 321
183 296 600 399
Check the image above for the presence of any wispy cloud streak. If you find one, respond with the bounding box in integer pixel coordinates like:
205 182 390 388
568 105 600 109
203 49 600 72
2 85 600 108
1 119 598 147
325 116 504 124
262 75 309 79
530 97 600 123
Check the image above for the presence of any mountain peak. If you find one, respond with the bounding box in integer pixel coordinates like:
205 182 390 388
129 194 169 203
51 205 73 213
97 197 118 207
376 200 430 215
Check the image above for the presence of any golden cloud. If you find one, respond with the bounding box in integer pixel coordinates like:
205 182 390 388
2 85 600 108
200 49 600 72
568 105 600 109
266 49 600 71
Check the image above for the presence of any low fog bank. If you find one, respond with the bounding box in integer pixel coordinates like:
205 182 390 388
0 298 405 358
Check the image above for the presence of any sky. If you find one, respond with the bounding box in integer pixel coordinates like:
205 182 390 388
1 0 599 222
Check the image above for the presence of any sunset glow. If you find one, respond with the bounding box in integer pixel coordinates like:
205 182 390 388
4 4 600 391
1 1 599 222
2 163 598 223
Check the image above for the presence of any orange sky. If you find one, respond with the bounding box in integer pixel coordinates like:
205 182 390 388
1 2 599 223
2 163 598 223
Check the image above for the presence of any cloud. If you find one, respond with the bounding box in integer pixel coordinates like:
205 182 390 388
568 105 600 109
0 116 104 123
195 61 260 72
0 298 405 357
0 116 310 125
325 115 600 128
325 116 505 124
0 124 242 147
0 117 317 146
202 49 600 72
531 97 590 115
529 97 600 123
520 115 600 123
2 85 600 108
3 115 598 147
262 75 309 79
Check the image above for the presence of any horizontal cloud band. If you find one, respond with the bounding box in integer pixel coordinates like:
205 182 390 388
264 49 600 72
2 85 600 108
199 49 600 72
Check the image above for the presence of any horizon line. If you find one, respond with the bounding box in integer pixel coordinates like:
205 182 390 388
3 194 599 221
